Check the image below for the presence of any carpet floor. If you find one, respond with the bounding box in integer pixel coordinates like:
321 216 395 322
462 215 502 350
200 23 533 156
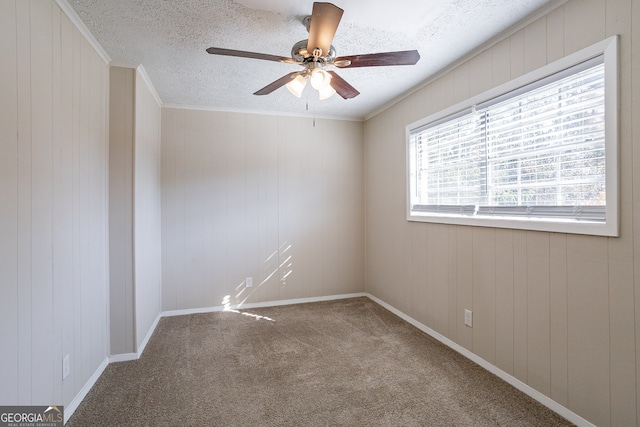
67 297 574 426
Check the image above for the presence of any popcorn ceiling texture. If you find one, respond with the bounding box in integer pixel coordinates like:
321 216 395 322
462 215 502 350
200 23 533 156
70 0 556 119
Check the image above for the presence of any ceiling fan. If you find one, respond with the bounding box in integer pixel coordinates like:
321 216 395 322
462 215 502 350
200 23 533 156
206 2 420 100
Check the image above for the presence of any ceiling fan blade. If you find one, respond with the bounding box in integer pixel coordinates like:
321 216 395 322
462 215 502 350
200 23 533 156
306 2 343 57
206 47 298 64
334 50 421 68
327 71 359 99
254 72 300 96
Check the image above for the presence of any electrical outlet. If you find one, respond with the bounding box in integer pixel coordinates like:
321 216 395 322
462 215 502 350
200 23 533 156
245 277 253 288
464 309 473 327
63 354 70 380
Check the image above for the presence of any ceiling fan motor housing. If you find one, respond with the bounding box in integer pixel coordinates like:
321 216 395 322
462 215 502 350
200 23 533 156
291 39 336 63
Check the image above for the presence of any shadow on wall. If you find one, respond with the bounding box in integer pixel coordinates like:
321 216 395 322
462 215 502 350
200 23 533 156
219 241 294 321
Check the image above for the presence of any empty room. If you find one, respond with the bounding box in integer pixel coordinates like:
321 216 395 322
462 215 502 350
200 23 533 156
1 0 639 426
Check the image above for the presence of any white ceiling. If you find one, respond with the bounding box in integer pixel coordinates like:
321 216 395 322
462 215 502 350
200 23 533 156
68 0 560 120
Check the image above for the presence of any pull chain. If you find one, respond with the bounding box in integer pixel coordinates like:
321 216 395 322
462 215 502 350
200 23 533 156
306 98 316 127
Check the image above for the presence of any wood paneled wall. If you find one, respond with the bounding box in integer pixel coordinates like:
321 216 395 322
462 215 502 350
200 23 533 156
133 68 162 350
109 66 162 355
109 67 135 354
0 0 110 408
161 108 365 311
364 0 638 425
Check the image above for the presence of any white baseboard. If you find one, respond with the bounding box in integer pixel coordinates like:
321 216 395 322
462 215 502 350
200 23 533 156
64 356 109 424
365 294 596 427
108 312 163 364
69 313 163 422
161 292 368 317
108 352 138 363
136 312 162 356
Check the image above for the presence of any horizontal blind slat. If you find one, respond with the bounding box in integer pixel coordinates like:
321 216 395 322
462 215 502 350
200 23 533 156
411 59 606 221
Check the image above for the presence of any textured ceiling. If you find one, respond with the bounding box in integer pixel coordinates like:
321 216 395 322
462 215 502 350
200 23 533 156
69 0 560 120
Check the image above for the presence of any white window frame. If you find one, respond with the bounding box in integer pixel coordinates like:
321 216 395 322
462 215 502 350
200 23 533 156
406 36 619 236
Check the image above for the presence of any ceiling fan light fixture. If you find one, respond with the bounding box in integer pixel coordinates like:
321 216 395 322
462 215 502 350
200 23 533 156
310 68 331 90
318 84 336 100
206 3 420 101
285 74 307 97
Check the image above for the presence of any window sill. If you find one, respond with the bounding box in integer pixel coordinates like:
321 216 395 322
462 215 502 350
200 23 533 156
407 210 618 236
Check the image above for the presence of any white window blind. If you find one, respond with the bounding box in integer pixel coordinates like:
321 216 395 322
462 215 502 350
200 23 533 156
409 57 606 223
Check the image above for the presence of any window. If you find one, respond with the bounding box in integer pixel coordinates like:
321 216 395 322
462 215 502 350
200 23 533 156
407 36 618 236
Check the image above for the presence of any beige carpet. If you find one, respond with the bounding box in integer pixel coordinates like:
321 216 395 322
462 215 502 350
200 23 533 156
67 297 573 426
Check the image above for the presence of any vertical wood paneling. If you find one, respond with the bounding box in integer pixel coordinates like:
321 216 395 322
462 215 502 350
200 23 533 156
432 225 449 335
71 26 83 394
608 241 636 426
523 17 547 72
314 117 330 297
76 6 110 407
491 39 511 87
333 119 357 296
186 110 214 306
472 227 495 364
133 68 162 350
109 67 135 355
208 111 228 305
288 118 304 298
335 120 365 294
256 115 279 303
59 13 76 405
412 223 429 326
243 113 260 302
509 30 524 78
160 108 178 310
606 1 637 425
298 116 324 300
494 229 514 375
512 230 528 382
161 109 364 310
3 0 110 411
228 112 250 299
364 117 388 300
468 50 492 97
51 5 63 405
456 227 473 350
452 62 470 105
93 50 109 366
345 121 365 294
31 0 56 401
373 112 398 306
422 222 434 326
78 37 92 380
632 2 640 425
563 0 605 54
447 226 458 341
16 0 33 404
546 6 564 62
526 232 551 396
549 233 568 406
182 109 203 308
567 236 610 427
0 0 19 404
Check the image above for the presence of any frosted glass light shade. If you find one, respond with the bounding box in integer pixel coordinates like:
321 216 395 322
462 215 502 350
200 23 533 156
318 84 336 100
286 74 307 97
310 69 331 90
